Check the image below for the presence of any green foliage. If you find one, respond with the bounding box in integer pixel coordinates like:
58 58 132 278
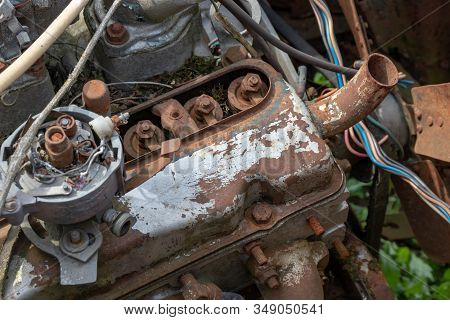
312 72 333 88
347 178 450 300
379 240 450 299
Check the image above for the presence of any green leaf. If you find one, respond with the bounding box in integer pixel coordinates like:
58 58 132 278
312 72 333 88
409 253 434 282
433 282 450 300
395 247 410 266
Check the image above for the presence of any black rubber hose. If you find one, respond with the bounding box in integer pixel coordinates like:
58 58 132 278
259 0 338 86
218 0 357 76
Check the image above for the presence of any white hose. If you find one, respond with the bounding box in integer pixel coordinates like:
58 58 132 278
0 0 90 93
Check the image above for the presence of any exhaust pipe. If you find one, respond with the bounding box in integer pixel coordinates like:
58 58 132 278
308 53 399 138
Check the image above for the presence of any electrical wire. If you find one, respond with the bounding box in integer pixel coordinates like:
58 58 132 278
217 0 357 76
309 0 450 223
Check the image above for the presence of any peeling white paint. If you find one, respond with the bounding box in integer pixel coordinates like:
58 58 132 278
126 83 325 235
3 257 40 300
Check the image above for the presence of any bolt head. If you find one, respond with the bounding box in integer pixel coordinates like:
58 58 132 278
437 116 444 127
251 203 272 224
426 116 434 126
136 120 156 139
106 22 128 45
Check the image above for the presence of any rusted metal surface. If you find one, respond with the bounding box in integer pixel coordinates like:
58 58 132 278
393 160 450 263
105 22 129 46
179 273 222 300
153 99 199 138
44 126 74 169
412 83 450 162
222 46 249 67
1 60 349 299
339 234 394 300
123 120 165 159
338 0 370 59
258 240 329 300
82 80 111 116
183 95 223 129
227 73 269 112
308 53 398 138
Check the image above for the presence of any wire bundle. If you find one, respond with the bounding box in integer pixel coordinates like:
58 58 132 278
309 0 450 222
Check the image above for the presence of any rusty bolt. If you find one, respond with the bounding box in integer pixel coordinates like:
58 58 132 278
266 276 280 289
195 95 216 115
105 22 129 45
307 216 325 236
69 230 82 244
437 116 444 127
251 203 272 224
426 116 434 127
136 120 156 139
245 242 268 265
240 73 262 99
222 46 249 66
333 240 350 259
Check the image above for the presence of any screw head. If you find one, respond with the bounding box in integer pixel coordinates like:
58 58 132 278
437 116 444 127
417 124 423 134
426 116 434 126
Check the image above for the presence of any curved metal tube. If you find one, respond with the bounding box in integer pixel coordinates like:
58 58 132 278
308 53 398 138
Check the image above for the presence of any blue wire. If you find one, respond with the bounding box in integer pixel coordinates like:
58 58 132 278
318 10 344 88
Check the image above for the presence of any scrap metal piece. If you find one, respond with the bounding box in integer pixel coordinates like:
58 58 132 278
153 99 199 138
227 73 268 112
308 53 398 138
412 83 450 162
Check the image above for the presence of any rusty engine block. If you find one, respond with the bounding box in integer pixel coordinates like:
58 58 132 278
0 52 399 300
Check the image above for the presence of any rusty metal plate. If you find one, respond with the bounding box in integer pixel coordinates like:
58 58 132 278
412 83 450 162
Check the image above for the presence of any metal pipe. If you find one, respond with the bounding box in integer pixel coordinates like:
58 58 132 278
0 0 90 93
308 53 398 138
